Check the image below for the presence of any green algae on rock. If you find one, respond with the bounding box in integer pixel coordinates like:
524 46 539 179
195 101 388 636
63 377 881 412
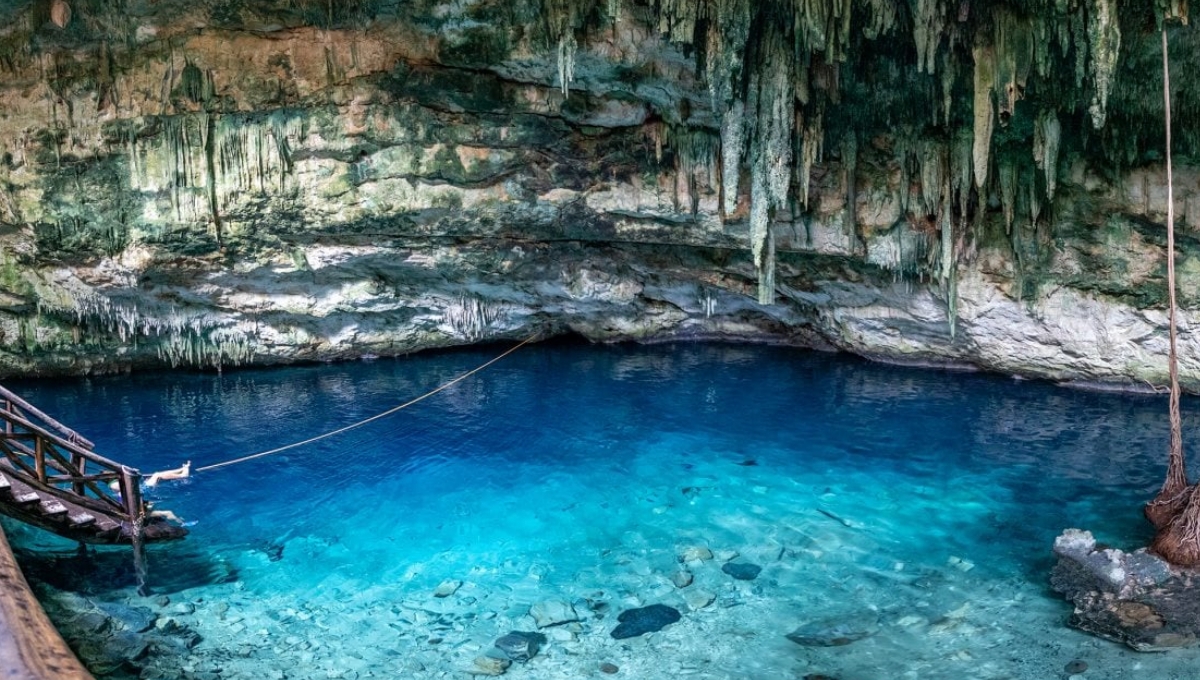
0 1 1196 390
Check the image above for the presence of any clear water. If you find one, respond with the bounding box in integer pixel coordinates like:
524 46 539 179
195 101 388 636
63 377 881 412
6 341 1200 679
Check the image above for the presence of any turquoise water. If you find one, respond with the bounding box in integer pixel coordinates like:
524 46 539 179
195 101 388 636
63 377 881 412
6 341 1200 679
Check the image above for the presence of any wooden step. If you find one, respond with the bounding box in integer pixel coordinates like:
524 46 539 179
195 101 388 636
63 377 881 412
68 512 96 527
13 491 39 505
39 500 68 517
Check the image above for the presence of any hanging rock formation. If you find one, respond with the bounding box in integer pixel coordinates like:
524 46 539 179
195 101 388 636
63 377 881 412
0 1 1196 389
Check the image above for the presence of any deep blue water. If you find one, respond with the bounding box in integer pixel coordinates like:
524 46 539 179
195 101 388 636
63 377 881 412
4 341 1193 679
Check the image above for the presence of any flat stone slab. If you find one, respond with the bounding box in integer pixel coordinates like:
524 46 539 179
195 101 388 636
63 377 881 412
786 615 878 647
610 604 681 639
529 600 579 628
1051 528 1200 651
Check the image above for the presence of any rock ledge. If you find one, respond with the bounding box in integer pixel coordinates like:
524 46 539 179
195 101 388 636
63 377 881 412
1051 528 1200 652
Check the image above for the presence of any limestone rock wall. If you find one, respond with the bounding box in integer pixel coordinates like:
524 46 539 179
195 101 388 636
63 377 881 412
0 0 1198 390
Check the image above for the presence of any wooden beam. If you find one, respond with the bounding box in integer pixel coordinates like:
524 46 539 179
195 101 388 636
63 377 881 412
0 522 95 680
0 385 94 450
0 410 124 471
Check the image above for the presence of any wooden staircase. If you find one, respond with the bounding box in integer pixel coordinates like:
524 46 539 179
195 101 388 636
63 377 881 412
0 384 186 545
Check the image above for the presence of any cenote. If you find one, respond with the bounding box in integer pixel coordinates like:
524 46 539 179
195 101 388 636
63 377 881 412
4 341 1199 680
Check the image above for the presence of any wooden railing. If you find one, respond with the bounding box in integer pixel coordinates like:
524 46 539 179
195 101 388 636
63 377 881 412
0 385 145 526
0 521 95 680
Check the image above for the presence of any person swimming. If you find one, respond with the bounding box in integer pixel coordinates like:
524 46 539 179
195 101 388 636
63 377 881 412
144 460 191 487
106 461 193 525
109 461 191 492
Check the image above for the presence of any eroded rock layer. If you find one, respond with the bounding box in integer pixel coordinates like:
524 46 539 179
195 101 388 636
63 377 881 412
0 0 1198 387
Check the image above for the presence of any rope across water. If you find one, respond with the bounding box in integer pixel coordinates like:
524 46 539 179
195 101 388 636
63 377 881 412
194 334 538 474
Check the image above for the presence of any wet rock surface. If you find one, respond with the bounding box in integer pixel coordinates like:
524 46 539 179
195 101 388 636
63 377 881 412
785 615 879 647
529 600 579 628
36 584 203 677
721 562 762 581
1052 528 1200 651
610 604 682 639
493 631 546 662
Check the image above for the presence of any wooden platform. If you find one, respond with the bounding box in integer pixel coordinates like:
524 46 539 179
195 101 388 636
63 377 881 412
0 463 185 544
0 384 187 545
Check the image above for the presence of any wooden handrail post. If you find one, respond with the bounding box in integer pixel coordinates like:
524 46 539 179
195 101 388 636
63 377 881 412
74 454 87 496
34 437 45 483
118 466 142 522
119 466 149 594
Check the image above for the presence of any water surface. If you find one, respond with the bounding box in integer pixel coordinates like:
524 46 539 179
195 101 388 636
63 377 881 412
6 342 1198 679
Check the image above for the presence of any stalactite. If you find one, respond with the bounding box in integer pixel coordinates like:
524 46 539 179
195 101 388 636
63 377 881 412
799 113 822 210
1033 110 1062 200
443 295 505 341
861 0 897 40
941 168 956 338
917 139 944 219
1028 171 1043 229
999 157 1018 235
913 0 947 74
746 24 794 305
557 32 577 97
894 131 914 214
1087 0 1121 129
697 0 751 220
720 100 745 216
993 9 1033 124
791 0 853 62
940 52 955 126
972 45 996 190
841 131 857 240
952 128 973 218
1072 13 1088 89
1032 10 1053 79
201 110 221 244
667 126 720 215
703 0 751 110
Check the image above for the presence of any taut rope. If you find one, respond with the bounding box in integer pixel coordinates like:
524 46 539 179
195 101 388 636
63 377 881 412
194 335 538 474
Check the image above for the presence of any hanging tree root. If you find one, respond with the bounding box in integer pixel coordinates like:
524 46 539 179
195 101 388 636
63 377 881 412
1147 19 1195 562
1146 484 1191 531
1151 486 1200 567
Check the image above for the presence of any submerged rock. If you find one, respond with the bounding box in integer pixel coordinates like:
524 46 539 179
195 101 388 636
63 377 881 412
529 600 580 628
610 604 682 639
1051 528 1200 651
433 579 462 598
786 616 879 647
469 654 511 676
75 631 149 675
721 562 762 581
684 589 715 610
97 602 157 633
670 570 694 588
678 546 713 563
494 631 546 662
